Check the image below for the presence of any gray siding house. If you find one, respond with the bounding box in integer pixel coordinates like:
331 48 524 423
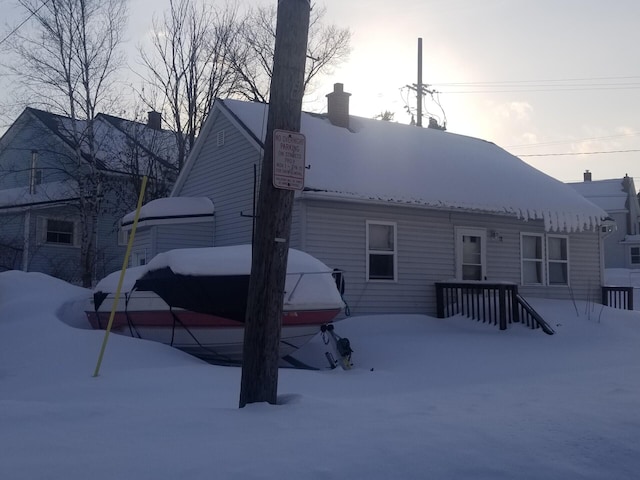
0 107 178 284
569 172 640 269
120 196 215 266
126 84 609 317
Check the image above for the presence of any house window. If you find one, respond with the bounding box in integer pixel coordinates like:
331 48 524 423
132 250 147 266
631 247 640 265
118 228 129 246
366 221 396 281
45 219 75 245
521 233 569 286
455 227 486 281
521 234 544 285
547 236 569 285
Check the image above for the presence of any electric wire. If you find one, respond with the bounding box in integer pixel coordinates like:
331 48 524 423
0 0 52 48
517 149 640 157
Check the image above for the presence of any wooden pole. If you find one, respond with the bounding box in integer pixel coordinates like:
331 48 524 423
417 38 423 127
239 0 310 407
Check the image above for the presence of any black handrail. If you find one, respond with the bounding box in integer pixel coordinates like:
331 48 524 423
602 286 634 310
435 281 552 334
514 294 555 335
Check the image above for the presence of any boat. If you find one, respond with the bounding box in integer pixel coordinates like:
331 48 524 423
86 245 346 364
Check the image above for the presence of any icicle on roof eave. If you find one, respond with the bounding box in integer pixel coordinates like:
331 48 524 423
542 210 603 233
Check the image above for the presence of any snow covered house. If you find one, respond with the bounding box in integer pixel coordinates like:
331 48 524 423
569 171 640 269
120 196 214 266
0 107 178 284
125 84 611 318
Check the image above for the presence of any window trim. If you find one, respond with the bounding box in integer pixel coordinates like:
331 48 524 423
630 246 640 265
118 228 129 246
546 234 569 286
38 216 79 247
455 227 487 281
131 249 147 267
520 232 570 287
366 220 397 282
521 233 545 286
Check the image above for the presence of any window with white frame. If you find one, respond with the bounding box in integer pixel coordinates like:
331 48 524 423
40 218 77 246
521 234 544 285
366 221 396 281
132 250 147 266
631 247 640 265
118 228 129 246
547 236 569 285
521 233 569 286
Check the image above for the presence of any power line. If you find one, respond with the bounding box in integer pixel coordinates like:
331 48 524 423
0 0 51 48
433 75 640 86
440 86 640 94
507 131 640 149
432 75 640 94
516 149 640 157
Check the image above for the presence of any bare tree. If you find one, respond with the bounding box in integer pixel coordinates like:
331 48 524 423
231 5 351 103
375 110 396 122
137 0 242 171
7 0 128 286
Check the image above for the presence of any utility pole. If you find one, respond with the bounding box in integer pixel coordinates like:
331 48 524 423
407 37 435 128
417 37 423 127
239 0 310 408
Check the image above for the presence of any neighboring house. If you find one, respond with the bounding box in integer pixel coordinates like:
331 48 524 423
121 196 215 266
569 172 640 269
0 107 178 284
123 84 609 317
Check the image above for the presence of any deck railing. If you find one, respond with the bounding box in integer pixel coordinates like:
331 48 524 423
602 286 634 310
435 282 554 335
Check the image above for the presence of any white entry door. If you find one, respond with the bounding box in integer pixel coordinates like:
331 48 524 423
455 227 487 281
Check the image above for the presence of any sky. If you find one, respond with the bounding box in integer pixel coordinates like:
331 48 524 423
2 0 639 185
2 268 640 479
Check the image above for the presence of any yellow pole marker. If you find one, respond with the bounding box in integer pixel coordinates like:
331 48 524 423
93 175 148 377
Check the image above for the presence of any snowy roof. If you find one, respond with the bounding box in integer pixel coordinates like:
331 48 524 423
121 197 214 227
27 108 179 175
568 178 629 212
0 180 79 208
213 99 607 232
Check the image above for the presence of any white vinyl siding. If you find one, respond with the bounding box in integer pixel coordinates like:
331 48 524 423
366 220 397 281
176 111 258 246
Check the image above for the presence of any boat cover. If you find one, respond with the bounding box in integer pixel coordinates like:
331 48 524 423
134 267 251 322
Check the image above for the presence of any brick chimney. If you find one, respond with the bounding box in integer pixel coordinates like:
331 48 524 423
147 111 162 130
583 170 592 182
326 83 351 128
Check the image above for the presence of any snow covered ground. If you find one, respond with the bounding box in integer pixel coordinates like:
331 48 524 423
1 270 639 479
